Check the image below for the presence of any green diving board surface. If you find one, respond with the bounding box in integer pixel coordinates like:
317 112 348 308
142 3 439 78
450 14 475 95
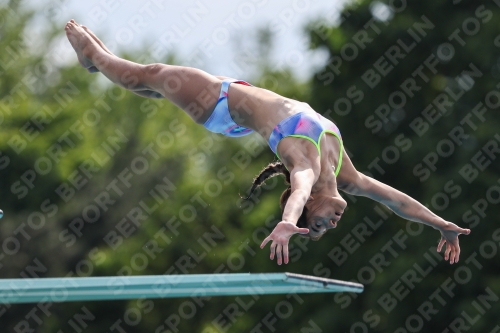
0 272 363 304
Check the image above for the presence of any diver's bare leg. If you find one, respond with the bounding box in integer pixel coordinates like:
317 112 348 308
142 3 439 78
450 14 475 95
81 24 164 98
65 20 221 123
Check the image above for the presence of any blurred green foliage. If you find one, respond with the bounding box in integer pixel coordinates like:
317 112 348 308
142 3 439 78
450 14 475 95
1 0 500 332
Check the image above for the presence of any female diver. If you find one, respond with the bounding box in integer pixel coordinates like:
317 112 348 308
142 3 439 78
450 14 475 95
65 20 470 266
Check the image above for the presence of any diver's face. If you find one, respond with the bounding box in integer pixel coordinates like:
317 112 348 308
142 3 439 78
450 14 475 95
304 195 347 239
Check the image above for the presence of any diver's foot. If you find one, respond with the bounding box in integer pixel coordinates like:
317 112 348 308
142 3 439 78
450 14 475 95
64 19 99 73
81 25 114 56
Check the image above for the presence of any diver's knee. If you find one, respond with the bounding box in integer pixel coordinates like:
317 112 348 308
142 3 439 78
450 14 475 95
143 63 166 77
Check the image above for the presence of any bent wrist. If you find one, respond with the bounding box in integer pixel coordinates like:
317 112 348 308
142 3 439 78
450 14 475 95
433 219 450 231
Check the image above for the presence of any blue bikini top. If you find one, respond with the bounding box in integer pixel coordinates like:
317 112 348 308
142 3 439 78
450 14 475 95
268 112 343 176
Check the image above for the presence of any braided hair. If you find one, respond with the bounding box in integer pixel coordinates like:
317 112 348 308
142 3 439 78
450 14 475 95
243 161 316 239
241 161 289 200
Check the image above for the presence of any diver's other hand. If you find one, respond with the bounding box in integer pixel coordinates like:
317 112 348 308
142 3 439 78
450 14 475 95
260 221 309 265
437 222 471 264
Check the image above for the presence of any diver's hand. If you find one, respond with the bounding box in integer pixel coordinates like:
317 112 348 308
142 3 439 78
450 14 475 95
437 222 471 264
260 221 309 265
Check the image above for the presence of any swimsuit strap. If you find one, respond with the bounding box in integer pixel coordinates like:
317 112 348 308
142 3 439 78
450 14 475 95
217 79 252 107
219 80 232 99
287 130 343 177
221 79 251 95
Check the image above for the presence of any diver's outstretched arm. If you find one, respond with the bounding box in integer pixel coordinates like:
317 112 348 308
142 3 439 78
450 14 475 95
260 165 315 265
342 171 470 264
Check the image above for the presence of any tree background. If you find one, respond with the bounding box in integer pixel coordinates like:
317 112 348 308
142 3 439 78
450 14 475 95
1 0 499 332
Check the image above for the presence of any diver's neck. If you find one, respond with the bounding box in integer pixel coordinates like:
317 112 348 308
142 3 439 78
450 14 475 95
311 174 340 197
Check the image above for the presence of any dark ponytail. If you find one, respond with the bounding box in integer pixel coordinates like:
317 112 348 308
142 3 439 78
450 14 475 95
242 161 316 239
241 161 290 200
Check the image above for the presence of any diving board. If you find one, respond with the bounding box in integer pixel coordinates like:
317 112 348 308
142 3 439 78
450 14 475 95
0 272 363 304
